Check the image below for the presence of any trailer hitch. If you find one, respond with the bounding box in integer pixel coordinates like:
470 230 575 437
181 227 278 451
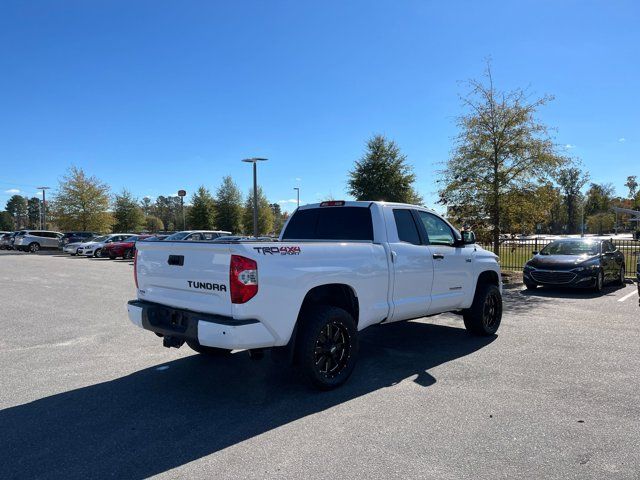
163 336 185 349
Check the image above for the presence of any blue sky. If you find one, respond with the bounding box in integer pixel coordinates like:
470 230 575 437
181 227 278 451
0 0 638 213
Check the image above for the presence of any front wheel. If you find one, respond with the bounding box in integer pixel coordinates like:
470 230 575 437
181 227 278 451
296 306 358 390
524 280 537 290
93 248 102 258
463 284 502 336
123 248 134 260
615 266 625 286
28 242 40 253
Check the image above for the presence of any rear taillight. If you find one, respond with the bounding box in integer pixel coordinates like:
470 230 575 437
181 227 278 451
134 250 139 289
230 255 258 304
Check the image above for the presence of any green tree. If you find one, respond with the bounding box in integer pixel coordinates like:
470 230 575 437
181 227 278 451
154 195 182 231
188 186 216 229
270 203 289 234
27 197 41 228
584 183 615 216
243 186 274 235
6 195 28 229
348 135 422 204
586 212 615 235
0 211 14 230
140 196 153 215
625 175 638 199
556 166 590 234
215 176 243 233
438 64 566 253
52 166 113 232
113 189 145 232
145 215 164 233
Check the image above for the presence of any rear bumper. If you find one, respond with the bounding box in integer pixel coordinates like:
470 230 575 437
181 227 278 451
127 300 277 350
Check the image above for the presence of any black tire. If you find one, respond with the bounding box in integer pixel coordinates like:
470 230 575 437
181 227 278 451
93 248 102 258
524 280 537 290
28 242 40 253
615 266 625 286
295 306 358 390
186 339 231 357
463 283 502 336
593 269 604 293
109 254 116 260
124 248 134 260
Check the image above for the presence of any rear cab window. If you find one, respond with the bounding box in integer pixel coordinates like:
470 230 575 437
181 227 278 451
282 206 373 241
392 209 421 245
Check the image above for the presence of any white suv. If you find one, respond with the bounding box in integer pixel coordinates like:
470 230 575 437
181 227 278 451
14 230 63 253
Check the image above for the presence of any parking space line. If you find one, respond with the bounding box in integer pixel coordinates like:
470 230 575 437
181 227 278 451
618 290 637 303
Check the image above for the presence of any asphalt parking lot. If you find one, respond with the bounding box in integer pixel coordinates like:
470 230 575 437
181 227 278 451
1 250 639 480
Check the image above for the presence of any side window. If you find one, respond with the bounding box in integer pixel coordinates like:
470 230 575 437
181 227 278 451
202 233 215 240
417 211 455 246
605 241 615 253
188 233 201 241
392 209 421 245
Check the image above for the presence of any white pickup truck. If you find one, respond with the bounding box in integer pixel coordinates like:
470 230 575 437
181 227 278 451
127 201 502 389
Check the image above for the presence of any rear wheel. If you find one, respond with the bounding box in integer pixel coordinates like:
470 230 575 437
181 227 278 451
296 306 358 390
615 266 625 286
463 283 502 336
28 242 40 253
186 339 231 357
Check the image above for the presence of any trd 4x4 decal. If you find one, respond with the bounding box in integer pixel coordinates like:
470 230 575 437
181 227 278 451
253 246 301 256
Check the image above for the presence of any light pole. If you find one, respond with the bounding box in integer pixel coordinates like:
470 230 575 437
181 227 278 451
37 187 50 229
242 158 268 237
178 190 187 230
294 187 300 208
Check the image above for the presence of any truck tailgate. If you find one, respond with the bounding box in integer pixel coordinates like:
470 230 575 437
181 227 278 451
135 241 232 316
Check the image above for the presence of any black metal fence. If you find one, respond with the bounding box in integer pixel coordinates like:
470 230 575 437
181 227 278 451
478 238 640 279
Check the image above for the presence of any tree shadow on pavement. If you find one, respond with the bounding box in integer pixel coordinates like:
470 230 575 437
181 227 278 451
0 321 494 480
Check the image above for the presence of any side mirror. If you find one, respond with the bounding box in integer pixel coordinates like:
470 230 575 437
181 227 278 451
532 250 539 255
461 231 476 245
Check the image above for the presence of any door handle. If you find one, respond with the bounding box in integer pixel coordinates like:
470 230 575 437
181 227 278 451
433 253 444 260
391 251 398 263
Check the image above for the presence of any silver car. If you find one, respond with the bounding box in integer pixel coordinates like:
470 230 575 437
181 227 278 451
13 230 63 253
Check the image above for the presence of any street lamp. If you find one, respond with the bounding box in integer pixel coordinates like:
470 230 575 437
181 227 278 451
37 186 50 229
242 158 268 237
177 190 187 230
293 187 300 208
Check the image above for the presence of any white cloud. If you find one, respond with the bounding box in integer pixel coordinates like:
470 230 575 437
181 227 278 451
618 137 626 143
295 177 302 182
278 199 300 204
564 144 576 150
4 189 20 194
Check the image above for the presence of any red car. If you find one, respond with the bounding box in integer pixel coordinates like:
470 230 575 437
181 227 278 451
104 235 152 259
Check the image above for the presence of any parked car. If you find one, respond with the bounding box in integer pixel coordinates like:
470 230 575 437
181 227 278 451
63 237 98 255
163 230 232 241
13 230 63 252
77 234 134 258
59 232 97 251
0 232 16 250
523 238 625 292
128 200 502 389
104 235 153 259
636 253 640 305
